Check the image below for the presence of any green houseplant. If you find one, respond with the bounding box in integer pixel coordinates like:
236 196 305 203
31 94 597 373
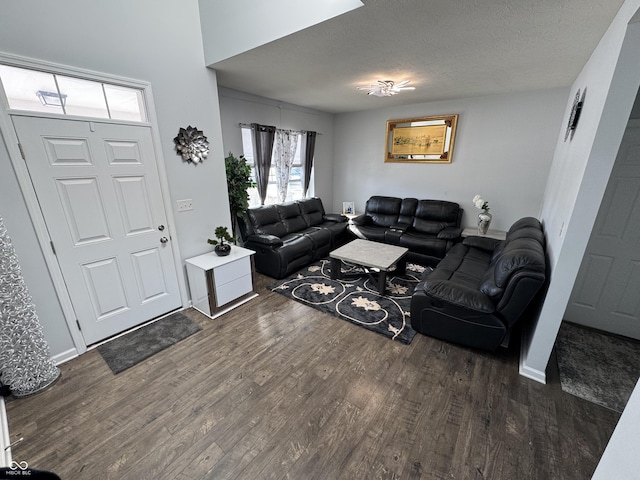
224 152 256 242
207 226 234 256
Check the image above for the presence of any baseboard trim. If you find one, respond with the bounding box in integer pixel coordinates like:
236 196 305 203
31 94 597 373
517 321 548 384
53 348 78 366
0 398 11 467
519 333 547 384
519 361 547 384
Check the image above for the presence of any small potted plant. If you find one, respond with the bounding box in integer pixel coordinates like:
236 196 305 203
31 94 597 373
208 226 234 256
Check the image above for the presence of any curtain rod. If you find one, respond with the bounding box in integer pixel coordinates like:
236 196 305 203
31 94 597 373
238 123 322 135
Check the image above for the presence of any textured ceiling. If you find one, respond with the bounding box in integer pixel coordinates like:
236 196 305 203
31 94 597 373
211 0 625 114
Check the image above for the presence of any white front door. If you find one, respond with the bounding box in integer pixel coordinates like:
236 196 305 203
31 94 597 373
13 116 181 345
565 120 640 339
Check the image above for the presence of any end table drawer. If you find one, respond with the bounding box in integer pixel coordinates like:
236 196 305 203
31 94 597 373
213 256 250 288
216 274 253 307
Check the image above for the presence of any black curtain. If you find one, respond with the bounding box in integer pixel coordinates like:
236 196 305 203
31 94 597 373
250 124 276 205
301 131 317 197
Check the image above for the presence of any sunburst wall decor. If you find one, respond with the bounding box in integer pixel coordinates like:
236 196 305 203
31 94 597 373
174 125 209 164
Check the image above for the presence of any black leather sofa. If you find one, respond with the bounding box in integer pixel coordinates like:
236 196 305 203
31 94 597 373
350 195 463 266
241 197 350 279
410 217 547 351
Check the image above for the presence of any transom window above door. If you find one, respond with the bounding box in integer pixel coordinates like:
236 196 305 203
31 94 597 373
0 64 146 123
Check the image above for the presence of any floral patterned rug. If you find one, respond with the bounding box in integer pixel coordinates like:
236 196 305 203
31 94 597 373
270 258 427 344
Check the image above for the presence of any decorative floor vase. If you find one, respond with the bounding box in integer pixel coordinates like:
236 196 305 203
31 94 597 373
478 211 492 235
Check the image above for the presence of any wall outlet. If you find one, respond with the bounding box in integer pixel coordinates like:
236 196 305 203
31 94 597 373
177 199 193 212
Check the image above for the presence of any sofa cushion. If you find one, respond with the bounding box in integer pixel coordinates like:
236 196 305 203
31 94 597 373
399 198 418 224
301 227 332 251
427 244 492 287
398 232 448 258
507 226 545 245
354 224 388 243
421 244 495 312
480 237 545 298
317 220 348 242
494 238 545 287
247 205 287 238
279 233 314 262
411 200 461 234
297 197 325 227
508 216 541 233
365 196 402 227
277 202 307 234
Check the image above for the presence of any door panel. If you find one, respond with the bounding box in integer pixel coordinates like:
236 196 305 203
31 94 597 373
566 123 640 339
82 257 130 318
131 248 170 302
56 177 112 244
13 116 181 345
113 176 155 235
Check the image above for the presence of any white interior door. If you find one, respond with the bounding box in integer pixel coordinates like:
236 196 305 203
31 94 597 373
12 116 181 345
565 119 640 339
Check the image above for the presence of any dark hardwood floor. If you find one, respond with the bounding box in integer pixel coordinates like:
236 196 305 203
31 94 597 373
6 273 620 479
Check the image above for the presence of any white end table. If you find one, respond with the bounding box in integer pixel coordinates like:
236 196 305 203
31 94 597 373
461 227 507 241
185 245 257 319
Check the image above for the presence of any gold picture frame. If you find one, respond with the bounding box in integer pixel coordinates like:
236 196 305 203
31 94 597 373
385 114 458 163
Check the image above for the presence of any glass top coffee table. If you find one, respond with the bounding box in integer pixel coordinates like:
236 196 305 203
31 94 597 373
329 239 409 295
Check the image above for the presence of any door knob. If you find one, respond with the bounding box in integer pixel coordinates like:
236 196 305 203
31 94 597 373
160 237 168 244
158 225 165 231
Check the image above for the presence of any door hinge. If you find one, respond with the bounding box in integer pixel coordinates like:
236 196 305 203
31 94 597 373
50 241 56 255
76 319 82 331
18 143 25 160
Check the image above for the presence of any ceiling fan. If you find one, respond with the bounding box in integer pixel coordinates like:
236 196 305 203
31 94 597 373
356 80 415 97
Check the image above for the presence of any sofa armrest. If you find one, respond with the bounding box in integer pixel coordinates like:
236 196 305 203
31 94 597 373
323 213 347 223
423 280 495 313
437 226 462 240
462 236 501 252
350 214 369 226
246 234 283 247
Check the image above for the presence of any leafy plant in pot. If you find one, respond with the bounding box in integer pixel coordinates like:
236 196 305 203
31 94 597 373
225 152 256 242
208 226 234 256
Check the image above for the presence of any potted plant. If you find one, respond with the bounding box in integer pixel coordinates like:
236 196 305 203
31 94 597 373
207 226 234 256
224 152 256 242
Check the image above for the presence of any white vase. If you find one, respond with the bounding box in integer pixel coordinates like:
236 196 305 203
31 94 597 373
478 211 492 235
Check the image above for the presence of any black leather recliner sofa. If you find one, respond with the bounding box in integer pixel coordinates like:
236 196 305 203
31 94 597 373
350 195 463 266
410 217 547 351
242 197 349 279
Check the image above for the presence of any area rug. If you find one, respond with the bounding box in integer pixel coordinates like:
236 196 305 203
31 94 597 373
270 259 427 344
555 322 640 412
96 311 201 374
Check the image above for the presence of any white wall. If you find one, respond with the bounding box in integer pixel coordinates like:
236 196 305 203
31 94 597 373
218 87 337 211
521 0 640 383
0 0 230 357
332 89 568 230
199 0 363 65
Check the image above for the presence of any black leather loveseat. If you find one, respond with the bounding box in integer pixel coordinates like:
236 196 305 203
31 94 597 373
242 197 349 279
350 196 463 266
410 217 547 351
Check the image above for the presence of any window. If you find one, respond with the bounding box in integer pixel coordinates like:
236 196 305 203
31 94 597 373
241 127 306 207
0 64 146 122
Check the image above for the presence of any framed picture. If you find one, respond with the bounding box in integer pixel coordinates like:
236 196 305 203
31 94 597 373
385 114 458 163
342 202 355 215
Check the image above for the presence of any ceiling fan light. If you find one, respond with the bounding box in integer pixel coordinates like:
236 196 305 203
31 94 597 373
356 80 414 97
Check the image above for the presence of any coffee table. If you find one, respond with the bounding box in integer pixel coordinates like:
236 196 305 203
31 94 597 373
329 239 409 295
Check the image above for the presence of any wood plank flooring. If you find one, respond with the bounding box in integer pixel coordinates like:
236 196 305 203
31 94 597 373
5 273 620 479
